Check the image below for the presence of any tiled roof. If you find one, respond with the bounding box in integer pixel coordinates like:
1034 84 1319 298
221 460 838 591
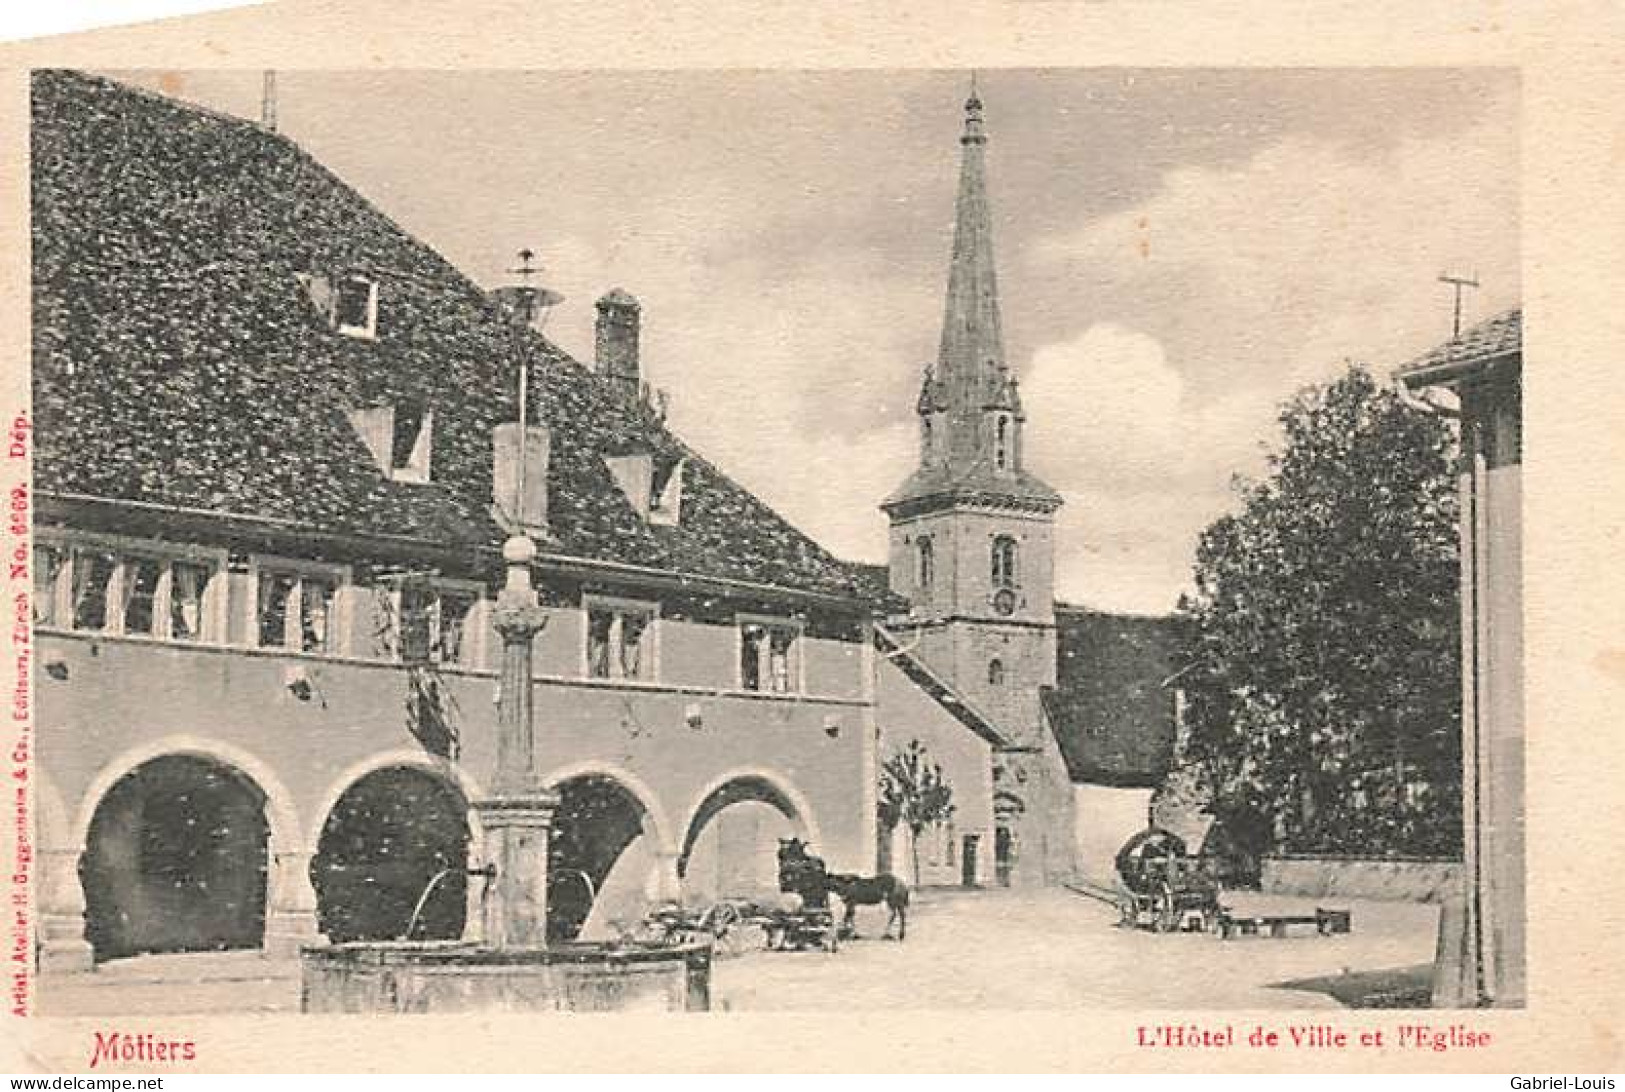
1398 307 1521 380
31 70 878 605
842 560 897 603
1042 606 1179 787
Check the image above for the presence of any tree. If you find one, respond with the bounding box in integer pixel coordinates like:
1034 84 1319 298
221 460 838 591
879 739 957 885
1177 365 1461 858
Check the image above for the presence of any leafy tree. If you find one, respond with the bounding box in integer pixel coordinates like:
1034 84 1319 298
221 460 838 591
1177 365 1461 858
879 739 956 885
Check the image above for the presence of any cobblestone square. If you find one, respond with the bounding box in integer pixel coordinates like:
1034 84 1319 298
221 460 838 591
40 887 1438 1016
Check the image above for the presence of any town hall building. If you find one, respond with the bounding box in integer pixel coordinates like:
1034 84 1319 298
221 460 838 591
28 70 1175 973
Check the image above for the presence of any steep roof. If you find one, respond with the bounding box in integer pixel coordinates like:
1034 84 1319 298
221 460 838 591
1397 307 1521 387
1042 606 1179 788
882 92 1060 517
31 70 876 605
874 624 1011 750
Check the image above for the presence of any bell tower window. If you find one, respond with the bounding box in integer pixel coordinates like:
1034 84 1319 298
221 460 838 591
988 658 1005 686
921 416 934 463
917 536 935 595
994 414 1011 471
991 535 1018 590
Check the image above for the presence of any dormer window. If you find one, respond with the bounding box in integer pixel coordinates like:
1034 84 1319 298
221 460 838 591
389 401 433 483
604 450 685 526
333 275 378 339
647 457 685 527
347 402 432 483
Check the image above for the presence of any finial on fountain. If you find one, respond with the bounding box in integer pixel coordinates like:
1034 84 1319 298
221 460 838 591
502 532 539 597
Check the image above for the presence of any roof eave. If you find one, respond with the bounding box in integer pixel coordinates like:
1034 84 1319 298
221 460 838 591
1397 346 1520 391
38 491 882 613
873 622 1013 749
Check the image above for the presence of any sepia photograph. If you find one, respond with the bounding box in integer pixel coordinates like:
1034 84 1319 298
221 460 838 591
20 64 1527 1023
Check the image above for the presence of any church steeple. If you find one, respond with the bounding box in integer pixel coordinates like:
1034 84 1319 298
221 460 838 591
938 87 1005 413
884 84 1059 517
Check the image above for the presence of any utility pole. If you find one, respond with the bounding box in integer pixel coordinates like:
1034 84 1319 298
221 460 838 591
1438 271 1479 339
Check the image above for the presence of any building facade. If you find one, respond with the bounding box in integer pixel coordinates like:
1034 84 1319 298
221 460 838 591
31 72 1192 975
30 70 1005 971
1399 308 1525 1007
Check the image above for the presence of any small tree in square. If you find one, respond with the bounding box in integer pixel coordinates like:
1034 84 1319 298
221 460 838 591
879 739 956 885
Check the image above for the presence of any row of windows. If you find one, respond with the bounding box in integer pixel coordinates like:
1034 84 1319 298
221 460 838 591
33 542 806 693
914 535 1020 593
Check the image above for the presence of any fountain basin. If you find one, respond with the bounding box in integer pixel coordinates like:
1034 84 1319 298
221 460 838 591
300 940 712 1014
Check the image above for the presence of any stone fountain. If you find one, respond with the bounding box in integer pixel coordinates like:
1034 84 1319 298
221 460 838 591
300 534 711 1013
300 257 710 1013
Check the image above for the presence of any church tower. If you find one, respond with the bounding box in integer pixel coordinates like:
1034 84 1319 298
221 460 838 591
881 88 1075 886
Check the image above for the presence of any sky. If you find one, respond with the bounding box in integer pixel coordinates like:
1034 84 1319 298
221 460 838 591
110 68 1520 614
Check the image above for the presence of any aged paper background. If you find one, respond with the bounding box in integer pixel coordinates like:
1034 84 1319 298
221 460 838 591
0 0 1622 1073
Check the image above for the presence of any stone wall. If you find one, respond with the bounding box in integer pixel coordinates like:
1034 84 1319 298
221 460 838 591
1261 856 1460 902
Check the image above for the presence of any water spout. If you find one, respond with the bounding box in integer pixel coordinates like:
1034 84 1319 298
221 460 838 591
404 868 454 941
550 868 596 906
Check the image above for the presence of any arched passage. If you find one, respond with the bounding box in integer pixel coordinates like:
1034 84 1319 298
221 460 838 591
311 766 472 943
543 769 669 943
81 755 271 962
678 771 813 905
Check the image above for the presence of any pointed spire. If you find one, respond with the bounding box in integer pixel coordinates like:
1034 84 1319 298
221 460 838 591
882 80 1060 517
935 78 1005 437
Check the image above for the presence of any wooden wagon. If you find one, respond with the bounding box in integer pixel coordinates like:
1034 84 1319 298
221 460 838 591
1114 827 1223 933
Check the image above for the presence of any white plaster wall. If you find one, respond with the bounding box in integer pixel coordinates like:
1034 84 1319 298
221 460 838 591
1073 783 1154 886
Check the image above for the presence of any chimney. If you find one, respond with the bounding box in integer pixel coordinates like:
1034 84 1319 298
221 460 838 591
492 422 551 535
595 288 641 402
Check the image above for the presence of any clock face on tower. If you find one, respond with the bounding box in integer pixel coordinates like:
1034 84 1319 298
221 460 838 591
992 588 1017 616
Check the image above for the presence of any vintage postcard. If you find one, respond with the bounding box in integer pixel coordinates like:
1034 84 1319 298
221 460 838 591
0 0 1621 1075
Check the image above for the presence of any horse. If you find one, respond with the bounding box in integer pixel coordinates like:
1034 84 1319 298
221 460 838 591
777 838 909 942
826 872 909 942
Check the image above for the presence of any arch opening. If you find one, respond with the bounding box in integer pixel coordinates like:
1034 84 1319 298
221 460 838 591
678 776 804 905
311 766 471 943
81 755 270 963
547 774 656 943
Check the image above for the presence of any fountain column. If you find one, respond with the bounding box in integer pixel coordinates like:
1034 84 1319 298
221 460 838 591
471 533 560 949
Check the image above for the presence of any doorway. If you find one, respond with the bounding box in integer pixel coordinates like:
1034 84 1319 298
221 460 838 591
994 825 1014 887
961 834 980 887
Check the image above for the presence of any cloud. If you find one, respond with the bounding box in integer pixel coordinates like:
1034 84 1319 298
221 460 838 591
1022 92 1517 613
112 70 1515 615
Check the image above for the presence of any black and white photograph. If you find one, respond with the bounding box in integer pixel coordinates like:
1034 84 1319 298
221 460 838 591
18 63 1529 1023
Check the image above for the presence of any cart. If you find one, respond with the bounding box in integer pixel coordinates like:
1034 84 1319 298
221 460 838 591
1113 827 1222 933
